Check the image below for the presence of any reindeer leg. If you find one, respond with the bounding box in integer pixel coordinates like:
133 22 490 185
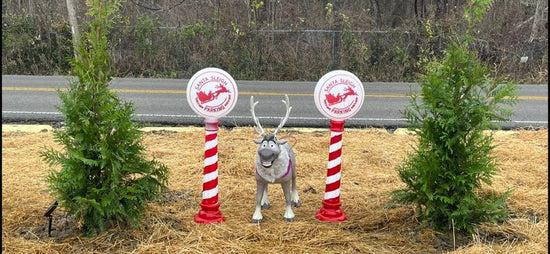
281 181 295 222
291 173 301 208
261 184 270 209
251 181 266 223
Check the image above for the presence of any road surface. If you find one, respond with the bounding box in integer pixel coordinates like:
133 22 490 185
2 75 547 129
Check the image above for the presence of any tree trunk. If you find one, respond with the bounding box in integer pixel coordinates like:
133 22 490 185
331 0 341 69
529 0 545 42
369 0 380 28
66 0 80 59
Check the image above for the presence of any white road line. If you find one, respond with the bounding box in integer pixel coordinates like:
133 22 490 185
2 111 547 124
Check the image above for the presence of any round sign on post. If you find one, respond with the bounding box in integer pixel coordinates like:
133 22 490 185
187 67 238 120
314 70 364 121
186 67 238 224
314 70 364 222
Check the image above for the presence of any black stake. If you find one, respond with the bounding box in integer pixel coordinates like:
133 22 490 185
44 201 58 237
47 216 53 237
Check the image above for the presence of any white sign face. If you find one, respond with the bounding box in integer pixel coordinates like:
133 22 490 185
314 70 364 121
187 68 238 119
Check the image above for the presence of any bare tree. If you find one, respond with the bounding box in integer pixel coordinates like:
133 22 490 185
369 0 381 28
66 0 80 59
529 0 546 42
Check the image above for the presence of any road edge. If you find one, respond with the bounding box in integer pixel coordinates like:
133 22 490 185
2 124 529 136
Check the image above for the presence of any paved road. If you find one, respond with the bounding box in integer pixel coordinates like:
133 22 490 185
2 75 547 129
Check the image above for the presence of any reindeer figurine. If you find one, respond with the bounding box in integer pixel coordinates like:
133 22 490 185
250 95 301 223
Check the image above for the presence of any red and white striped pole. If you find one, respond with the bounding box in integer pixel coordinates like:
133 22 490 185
314 70 364 222
187 68 238 223
316 120 347 221
194 118 226 223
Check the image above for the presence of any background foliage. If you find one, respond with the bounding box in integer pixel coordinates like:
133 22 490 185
2 0 547 83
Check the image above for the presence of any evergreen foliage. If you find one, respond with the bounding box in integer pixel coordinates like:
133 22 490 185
41 0 168 236
391 0 518 233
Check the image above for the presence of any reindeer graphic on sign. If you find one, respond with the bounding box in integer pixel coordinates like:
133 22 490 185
196 84 230 104
324 87 357 106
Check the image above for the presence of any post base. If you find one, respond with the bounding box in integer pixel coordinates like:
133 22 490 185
194 202 226 223
315 199 347 222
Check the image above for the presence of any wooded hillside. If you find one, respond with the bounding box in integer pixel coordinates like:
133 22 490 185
2 0 547 82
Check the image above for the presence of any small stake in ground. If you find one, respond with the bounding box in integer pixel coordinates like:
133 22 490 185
313 70 364 222
44 201 58 237
186 68 238 223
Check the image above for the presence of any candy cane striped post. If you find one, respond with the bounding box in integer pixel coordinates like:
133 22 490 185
316 120 347 222
194 118 226 223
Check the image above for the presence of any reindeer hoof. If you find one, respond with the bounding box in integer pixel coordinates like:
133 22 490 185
261 203 271 210
251 219 263 224
284 217 295 222
292 200 301 207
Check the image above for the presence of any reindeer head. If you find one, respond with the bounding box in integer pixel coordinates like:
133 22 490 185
215 84 229 93
344 87 357 96
250 95 292 168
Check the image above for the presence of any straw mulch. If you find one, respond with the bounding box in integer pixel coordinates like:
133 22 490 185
2 126 547 253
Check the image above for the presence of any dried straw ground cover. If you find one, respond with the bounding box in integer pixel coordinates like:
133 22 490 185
2 125 547 253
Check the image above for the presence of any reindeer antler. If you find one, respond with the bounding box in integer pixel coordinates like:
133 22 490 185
273 94 292 136
250 96 265 136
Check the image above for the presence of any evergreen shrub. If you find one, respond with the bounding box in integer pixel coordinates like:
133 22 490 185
42 0 168 236
391 0 518 233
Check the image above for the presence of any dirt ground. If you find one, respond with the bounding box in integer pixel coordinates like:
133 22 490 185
1 125 548 253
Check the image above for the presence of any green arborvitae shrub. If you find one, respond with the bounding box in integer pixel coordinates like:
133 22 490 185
391 0 518 233
41 0 168 236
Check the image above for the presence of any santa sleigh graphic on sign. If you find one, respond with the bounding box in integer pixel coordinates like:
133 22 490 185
324 87 358 106
196 84 230 104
